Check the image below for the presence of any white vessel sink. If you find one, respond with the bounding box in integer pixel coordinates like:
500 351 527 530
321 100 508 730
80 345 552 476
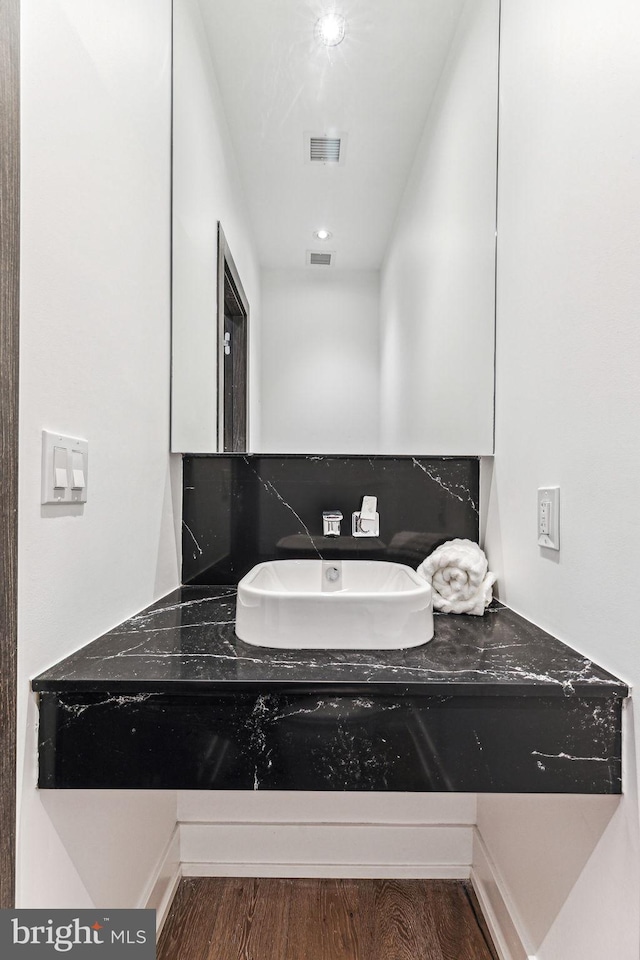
235 559 433 650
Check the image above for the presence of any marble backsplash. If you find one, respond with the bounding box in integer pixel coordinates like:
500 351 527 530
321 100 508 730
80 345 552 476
182 455 479 585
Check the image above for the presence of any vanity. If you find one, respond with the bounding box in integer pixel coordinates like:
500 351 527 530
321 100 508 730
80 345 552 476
33 587 626 794
33 454 628 794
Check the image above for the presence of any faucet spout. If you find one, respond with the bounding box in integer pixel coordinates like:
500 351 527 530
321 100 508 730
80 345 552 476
322 510 343 537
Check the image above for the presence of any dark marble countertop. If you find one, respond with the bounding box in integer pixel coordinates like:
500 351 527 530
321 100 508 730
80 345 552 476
32 587 629 699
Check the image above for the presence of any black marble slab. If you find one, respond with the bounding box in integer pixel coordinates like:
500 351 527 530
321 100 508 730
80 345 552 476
182 455 479 584
33 587 627 698
37 690 622 793
33 588 628 794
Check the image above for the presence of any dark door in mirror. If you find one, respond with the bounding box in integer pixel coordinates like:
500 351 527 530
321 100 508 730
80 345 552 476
223 265 247 451
218 223 250 451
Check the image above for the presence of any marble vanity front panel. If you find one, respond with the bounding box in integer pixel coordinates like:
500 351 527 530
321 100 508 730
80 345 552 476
37 689 622 793
181 455 479 585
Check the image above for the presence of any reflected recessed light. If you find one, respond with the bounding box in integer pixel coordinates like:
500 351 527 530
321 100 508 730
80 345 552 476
315 13 346 47
314 229 332 241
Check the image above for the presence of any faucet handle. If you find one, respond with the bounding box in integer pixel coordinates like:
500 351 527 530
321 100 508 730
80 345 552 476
352 496 379 538
322 510 343 537
360 495 377 520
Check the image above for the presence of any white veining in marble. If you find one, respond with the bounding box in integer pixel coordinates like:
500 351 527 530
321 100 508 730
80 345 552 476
411 458 479 513
532 750 616 763
243 458 323 559
182 521 204 557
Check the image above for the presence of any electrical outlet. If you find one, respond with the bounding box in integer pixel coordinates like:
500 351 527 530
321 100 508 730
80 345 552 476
538 487 559 550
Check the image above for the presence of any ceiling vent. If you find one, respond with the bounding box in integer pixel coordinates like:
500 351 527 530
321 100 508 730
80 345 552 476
304 132 347 165
310 137 341 162
307 250 334 266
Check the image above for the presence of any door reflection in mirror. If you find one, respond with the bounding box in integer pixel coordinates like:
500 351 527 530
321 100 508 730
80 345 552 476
218 224 249 452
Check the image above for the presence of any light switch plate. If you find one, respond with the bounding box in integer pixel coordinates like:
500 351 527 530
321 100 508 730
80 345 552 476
538 486 559 550
42 430 89 504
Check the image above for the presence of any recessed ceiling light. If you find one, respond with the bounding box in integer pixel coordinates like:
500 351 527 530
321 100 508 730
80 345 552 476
314 229 332 241
315 13 346 47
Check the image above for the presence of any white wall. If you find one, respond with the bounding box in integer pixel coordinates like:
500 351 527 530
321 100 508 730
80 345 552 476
18 0 180 907
481 0 640 956
379 0 497 456
171 0 261 453
259 268 380 453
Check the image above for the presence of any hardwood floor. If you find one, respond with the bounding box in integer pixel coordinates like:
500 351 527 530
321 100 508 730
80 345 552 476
157 879 499 960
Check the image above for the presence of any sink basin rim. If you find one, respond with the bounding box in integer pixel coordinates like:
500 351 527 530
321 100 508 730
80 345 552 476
239 558 431 602
235 559 434 650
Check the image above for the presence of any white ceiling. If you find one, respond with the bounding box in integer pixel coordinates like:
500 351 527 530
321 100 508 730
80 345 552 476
198 0 466 270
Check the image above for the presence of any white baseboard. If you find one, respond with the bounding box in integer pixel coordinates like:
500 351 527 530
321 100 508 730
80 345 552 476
181 862 469 879
141 826 182 936
180 821 473 879
470 829 531 960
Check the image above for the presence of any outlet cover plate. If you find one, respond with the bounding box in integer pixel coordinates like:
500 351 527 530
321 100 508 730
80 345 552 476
538 486 560 550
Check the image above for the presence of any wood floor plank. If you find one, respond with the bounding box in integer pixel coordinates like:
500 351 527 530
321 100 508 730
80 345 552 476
157 878 226 960
282 877 321 960
317 879 364 960
207 877 258 959
157 878 499 960
371 878 444 960
422 881 494 960
234 879 291 960
201 877 290 960
463 884 501 960
208 877 254 959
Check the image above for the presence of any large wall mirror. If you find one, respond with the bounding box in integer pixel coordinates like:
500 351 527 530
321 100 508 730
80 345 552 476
171 0 499 455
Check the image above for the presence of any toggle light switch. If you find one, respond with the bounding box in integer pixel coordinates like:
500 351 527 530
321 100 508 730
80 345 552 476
42 431 89 504
53 446 68 490
71 450 86 491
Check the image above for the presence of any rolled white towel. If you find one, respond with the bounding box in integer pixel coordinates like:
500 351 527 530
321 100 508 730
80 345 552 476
417 539 496 616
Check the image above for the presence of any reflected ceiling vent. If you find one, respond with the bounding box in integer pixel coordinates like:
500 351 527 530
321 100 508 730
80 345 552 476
304 132 347 165
307 250 334 266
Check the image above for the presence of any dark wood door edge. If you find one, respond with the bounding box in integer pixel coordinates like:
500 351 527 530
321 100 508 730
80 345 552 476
0 0 20 910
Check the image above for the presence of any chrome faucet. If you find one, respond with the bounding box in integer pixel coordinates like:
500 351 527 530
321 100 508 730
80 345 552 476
352 495 379 537
322 510 343 537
